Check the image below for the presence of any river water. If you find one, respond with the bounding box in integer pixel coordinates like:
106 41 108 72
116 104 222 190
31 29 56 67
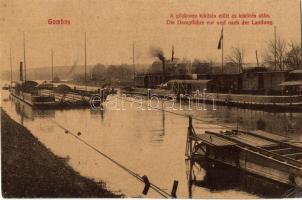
1 87 302 198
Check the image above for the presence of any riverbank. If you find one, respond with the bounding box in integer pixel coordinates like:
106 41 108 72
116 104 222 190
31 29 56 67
1 108 122 198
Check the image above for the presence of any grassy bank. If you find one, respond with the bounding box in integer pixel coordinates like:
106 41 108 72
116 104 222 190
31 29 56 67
1 109 122 198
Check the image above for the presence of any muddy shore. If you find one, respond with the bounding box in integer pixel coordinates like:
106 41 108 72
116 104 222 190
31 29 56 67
1 108 123 198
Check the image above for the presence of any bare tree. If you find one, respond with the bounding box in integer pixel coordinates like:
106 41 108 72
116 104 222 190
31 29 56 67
263 37 287 71
227 47 245 73
285 42 302 69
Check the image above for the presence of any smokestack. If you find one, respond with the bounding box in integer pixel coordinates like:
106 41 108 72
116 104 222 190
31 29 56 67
150 46 166 83
171 45 174 62
20 62 23 81
162 59 166 83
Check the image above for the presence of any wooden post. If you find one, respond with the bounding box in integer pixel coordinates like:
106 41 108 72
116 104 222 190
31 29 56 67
171 180 178 198
142 175 150 195
101 89 104 103
147 88 151 99
188 159 194 198
185 116 193 157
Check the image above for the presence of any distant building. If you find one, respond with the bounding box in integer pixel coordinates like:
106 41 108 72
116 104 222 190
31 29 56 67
280 70 302 94
241 70 288 93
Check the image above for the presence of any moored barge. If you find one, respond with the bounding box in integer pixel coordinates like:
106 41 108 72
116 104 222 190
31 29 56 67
10 81 57 109
10 81 110 109
185 117 302 187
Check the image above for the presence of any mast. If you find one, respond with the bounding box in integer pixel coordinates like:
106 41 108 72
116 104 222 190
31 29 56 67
10 48 12 87
221 25 224 74
23 32 26 81
51 48 54 82
274 26 277 71
300 0 302 55
255 50 259 67
84 32 87 91
132 42 135 79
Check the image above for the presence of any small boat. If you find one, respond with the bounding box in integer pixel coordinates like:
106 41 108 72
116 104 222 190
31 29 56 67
2 84 10 90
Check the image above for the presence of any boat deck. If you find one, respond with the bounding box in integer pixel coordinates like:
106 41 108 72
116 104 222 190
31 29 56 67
195 129 302 169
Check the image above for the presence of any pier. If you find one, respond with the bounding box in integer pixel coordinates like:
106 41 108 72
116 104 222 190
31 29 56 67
186 116 302 187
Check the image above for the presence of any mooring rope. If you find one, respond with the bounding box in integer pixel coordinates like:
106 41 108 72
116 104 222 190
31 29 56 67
49 93 239 198
50 118 172 198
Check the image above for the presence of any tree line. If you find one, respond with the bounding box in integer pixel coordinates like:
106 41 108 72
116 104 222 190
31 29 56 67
228 40 302 72
73 64 134 82
74 40 301 83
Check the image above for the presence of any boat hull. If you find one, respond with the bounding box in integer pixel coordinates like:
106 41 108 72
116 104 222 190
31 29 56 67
122 87 302 112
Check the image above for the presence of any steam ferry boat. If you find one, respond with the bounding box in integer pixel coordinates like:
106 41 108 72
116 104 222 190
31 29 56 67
124 68 302 111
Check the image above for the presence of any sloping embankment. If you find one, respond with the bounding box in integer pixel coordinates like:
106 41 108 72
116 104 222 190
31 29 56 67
1 109 122 198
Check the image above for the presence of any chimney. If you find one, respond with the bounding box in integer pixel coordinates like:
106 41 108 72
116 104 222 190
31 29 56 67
20 61 23 81
162 59 166 83
171 45 174 62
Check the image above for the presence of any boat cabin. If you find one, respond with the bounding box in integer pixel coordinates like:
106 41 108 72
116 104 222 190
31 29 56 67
280 70 302 94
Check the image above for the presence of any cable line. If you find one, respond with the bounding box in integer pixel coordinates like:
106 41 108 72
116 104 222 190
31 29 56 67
50 119 172 198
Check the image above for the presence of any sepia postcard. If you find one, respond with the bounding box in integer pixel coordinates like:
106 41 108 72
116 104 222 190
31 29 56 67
1 0 302 198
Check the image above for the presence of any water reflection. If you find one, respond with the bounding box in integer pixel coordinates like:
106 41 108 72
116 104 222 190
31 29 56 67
90 109 105 121
150 102 166 143
1 89 302 198
10 95 55 121
186 158 293 198
201 105 302 138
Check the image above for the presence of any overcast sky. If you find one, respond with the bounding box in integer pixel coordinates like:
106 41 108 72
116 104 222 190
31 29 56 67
0 0 301 71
